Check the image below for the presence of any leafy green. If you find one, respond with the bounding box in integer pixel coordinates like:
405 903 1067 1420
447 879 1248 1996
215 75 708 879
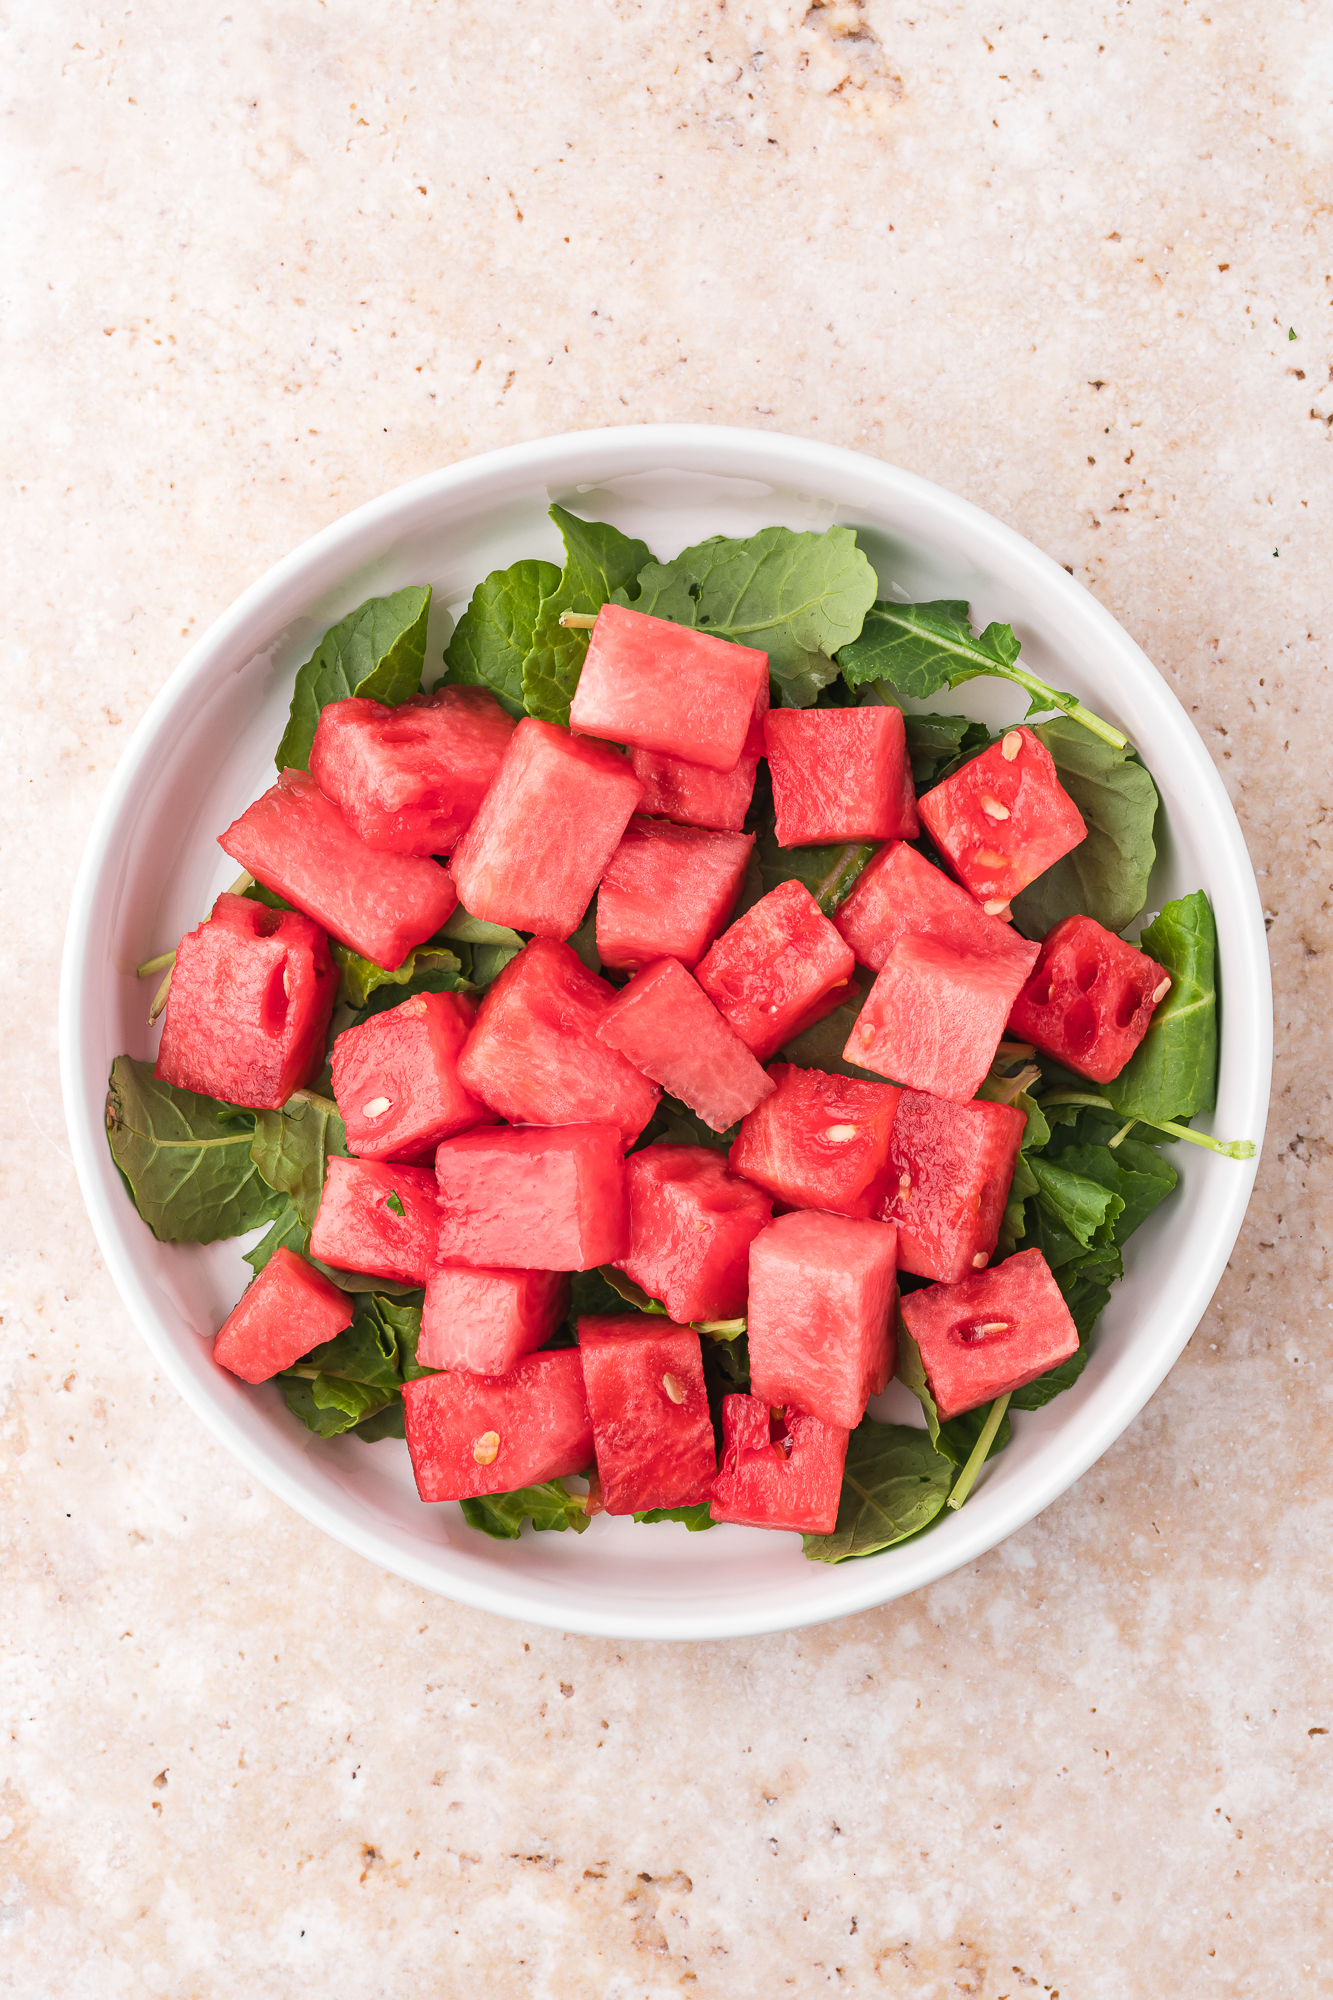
565 902 601 976
597 1269 668 1314
802 1419 953 1563
521 508 652 724
460 1481 592 1540
439 559 561 717
278 1307 403 1437
1054 1141 1177 1246
351 1400 407 1441
631 1094 741 1155
1107 892 1218 1124
899 709 995 790
756 831 876 915
105 1058 288 1244
439 907 524 989
633 1504 714 1532
1026 1155 1125 1249
332 940 467 1012
896 1323 1012 1467
250 1089 348 1229
242 1196 425 1297
1011 719 1159 937
779 988 879 1082
275 586 431 772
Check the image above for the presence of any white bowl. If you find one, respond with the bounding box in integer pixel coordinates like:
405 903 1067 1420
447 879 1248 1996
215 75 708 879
59 426 1272 1640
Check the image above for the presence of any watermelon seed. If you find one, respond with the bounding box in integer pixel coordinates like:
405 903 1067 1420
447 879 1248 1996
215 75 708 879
971 1252 989 1268
1001 731 1022 761
977 1322 1009 1335
1152 976 1172 1003
362 1097 392 1118
824 1124 859 1142
980 796 1010 821
983 900 1012 919
975 849 1010 870
662 1373 685 1404
898 1172 912 1196
472 1431 500 1466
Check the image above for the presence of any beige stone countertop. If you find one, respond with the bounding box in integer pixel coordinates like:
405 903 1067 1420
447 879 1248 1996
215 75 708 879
4 2 1330 1993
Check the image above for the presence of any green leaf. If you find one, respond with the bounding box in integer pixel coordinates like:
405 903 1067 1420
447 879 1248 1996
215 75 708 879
459 1480 592 1540
802 1419 953 1562
1009 1261 1111 1410
778 987 880 1082
565 901 601 975
385 1191 406 1218
1054 1141 1177 1245
1106 892 1218 1125
896 1322 1011 1466
1010 719 1159 937
634 1504 714 1531
756 831 876 915
598 1269 668 1314
278 1307 403 1437
521 507 653 724
249 1089 348 1230
105 1058 289 1245
351 1401 407 1441
437 908 525 990
242 1199 310 1276
331 940 466 1011
438 559 561 717
631 1095 741 1155
1026 1155 1125 1249
369 1294 435 1379
275 586 431 772
898 709 995 790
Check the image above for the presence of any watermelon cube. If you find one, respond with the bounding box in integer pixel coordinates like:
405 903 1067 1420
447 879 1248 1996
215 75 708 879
457 939 660 1145
615 1143 773 1324
695 879 858 1063
898 1247 1080 1419
213 1245 353 1384
763 707 918 844
709 1396 849 1536
918 725 1087 913
435 1125 628 1271
447 718 643 939
1008 914 1171 1084
631 678 767 833
577 1314 717 1513
728 1064 902 1220
834 840 1040 984
846 934 1030 1104
882 1089 1027 1283
219 768 458 969
155 891 335 1110
747 1210 898 1431
418 1264 571 1375
402 1348 593 1502
596 958 776 1133
569 604 768 772
596 818 754 972
308 1156 439 1285
309 687 516 855
331 991 494 1163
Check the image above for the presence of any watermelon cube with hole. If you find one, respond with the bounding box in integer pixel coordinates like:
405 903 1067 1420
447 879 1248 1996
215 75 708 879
918 726 1087 914
308 1156 439 1285
402 1348 594 1502
881 1089 1027 1284
578 1314 716 1513
631 678 767 833
709 1396 849 1535
846 934 1030 1104
596 958 775 1132
331 991 494 1163
569 604 768 772
834 841 1040 984
220 768 458 968
764 706 918 844
898 1247 1079 1419
596 818 754 972
747 1210 898 1431
447 718 643 938
418 1265 571 1375
309 687 516 855
155 892 336 1109
457 939 660 1144
695 879 858 1063
728 1064 902 1220
213 1245 353 1384
615 1144 773 1324
435 1125 628 1271
1008 914 1171 1084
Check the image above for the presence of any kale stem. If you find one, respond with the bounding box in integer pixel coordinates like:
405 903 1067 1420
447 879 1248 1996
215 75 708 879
136 949 176 979
1001 665 1129 750
146 966 173 1026
1038 1092 1257 1161
946 1393 1012 1511
557 611 599 630
225 869 255 895
694 1317 747 1339
1108 1119 1138 1148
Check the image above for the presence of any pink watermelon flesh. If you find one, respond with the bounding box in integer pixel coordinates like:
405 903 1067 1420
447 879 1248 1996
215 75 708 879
846 933 1028 1104
213 1245 353 1384
447 717 643 938
615 1143 774 1324
435 1124 629 1271
763 706 918 843
309 1156 439 1285
402 1348 594 1502
596 958 775 1133
577 1314 717 1514
309 688 516 855
631 678 767 833
1008 913 1170 1085
747 1209 898 1432
418 1264 571 1375
695 879 858 1063
728 1063 902 1220
331 990 494 1163
899 1247 1080 1419
596 817 753 972
834 840 1041 983
918 725 1087 911
882 1088 1027 1284
569 603 768 772
709 1396 849 1536
457 938 660 1145
219 767 457 969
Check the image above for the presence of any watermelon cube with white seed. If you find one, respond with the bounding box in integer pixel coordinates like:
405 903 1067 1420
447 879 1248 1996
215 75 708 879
728 1064 902 1220
569 604 768 772
596 958 775 1133
631 678 767 833
578 1314 717 1513
435 1125 629 1271
447 718 643 938
457 939 660 1145
418 1265 571 1375
709 1397 849 1536
747 1210 898 1432
1008 914 1171 1084
918 725 1087 909
402 1348 594 1502
213 1246 353 1384
848 934 1029 1105
615 1144 773 1325
764 707 918 844
596 818 753 972
695 879 858 1063
898 1248 1080 1419
309 1157 439 1285
309 687 516 854
881 1089 1027 1284
331 991 495 1163
834 841 1040 984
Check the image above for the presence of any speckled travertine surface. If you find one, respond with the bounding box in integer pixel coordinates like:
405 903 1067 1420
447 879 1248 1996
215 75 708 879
4 2 1331 1993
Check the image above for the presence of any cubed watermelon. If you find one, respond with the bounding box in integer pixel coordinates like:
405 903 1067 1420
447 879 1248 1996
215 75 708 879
219 768 458 969
155 891 336 1110
846 934 1030 1104
569 604 768 772
435 1125 628 1271
615 1143 773 1324
418 1264 571 1375
834 840 1040 984
402 1348 593 1501
747 1210 898 1431
631 679 767 833
695 879 858 1063
898 1247 1080 1419
1008 913 1171 1084
309 1156 439 1284
596 818 754 972
918 725 1087 913
213 1245 353 1384
331 991 494 1163
596 958 776 1133
447 718 643 938
309 687 516 854
881 1089 1027 1283
728 1063 902 1220
456 939 660 1145
763 706 918 843
577 1314 717 1513
709 1396 849 1536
